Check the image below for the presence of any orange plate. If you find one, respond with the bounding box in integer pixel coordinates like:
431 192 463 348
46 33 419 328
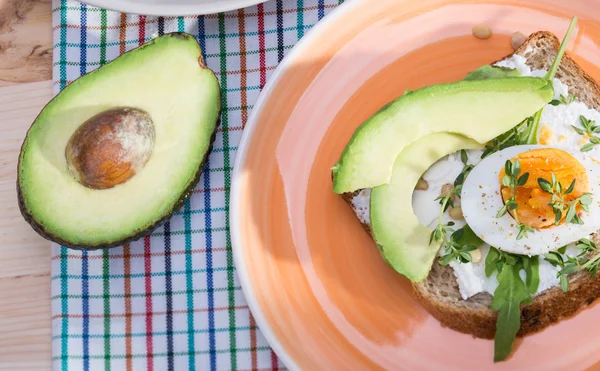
231 0 600 369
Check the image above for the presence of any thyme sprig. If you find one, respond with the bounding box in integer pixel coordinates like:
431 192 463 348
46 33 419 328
496 159 533 240
429 151 479 264
431 150 473 220
481 117 532 159
537 175 592 225
544 239 600 292
550 93 576 106
571 115 600 152
436 226 480 266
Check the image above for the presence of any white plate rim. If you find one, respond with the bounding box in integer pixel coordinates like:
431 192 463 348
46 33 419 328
79 0 269 16
230 0 362 370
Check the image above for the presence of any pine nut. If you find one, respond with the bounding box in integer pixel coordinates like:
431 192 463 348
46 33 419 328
441 183 454 197
470 248 482 264
449 206 464 220
441 184 457 202
415 178 429 190
472 25 492 40
511 31 525 50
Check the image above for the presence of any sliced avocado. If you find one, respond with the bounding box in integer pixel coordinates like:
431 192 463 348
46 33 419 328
370 132 482 281
331 77 553 194
463 65 521 80
17 33 221 249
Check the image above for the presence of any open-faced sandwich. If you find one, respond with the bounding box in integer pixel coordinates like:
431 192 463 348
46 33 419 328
332 17 600 362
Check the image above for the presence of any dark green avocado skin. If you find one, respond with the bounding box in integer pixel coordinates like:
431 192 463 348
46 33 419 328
16 32 222 251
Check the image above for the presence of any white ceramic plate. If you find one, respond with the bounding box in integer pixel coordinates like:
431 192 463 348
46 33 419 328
79 0 269 16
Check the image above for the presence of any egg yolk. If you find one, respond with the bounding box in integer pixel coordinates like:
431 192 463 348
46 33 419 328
498 148 589 229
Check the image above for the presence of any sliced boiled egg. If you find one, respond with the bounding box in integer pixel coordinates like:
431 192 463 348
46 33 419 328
461 145 600 256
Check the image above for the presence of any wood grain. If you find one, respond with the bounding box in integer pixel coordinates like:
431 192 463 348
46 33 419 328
0 81 53 370
0 274 51 371
0 1 63 369
0 0 53 87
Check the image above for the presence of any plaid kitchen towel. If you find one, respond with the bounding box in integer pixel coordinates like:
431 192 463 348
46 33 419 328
50 0 344 370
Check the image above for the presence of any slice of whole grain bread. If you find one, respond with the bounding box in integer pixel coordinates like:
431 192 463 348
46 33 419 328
340 31 600 339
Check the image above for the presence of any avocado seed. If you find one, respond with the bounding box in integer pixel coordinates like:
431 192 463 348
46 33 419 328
65 107 155 189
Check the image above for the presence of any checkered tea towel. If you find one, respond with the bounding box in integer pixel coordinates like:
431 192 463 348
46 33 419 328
50 0 343 370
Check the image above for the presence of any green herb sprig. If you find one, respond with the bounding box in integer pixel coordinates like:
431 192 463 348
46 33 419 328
430 151 481 264
537 175 592 225
571 115 600 152
430 150 473 241
496 159 533 240
481 117 533 159
545 239 600 292
525 16 578 145
453 149 474 196
550 93 576 106
437 225 483 266
485 247 540 362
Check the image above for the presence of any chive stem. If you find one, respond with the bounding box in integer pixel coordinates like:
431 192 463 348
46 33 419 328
526 16 578 145
546 17 578 81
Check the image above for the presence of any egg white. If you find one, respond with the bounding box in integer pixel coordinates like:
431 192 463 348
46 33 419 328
461 144 600 256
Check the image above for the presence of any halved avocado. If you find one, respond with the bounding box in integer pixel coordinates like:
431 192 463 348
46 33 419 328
17 33 221 250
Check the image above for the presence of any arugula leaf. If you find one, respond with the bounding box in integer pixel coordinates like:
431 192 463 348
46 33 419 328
522 256 540 294
485 247 501 277
491 262 533 362
457 224 484 247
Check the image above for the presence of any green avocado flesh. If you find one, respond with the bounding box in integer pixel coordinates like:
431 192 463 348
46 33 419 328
18 33 221 249
331 77 553 194
370 133 482 281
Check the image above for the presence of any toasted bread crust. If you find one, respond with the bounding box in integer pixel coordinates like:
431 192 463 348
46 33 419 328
412 256 600 339
507 31 600 110
338 31 600 340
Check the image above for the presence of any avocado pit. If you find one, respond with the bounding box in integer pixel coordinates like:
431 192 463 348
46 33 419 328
65 107 155 189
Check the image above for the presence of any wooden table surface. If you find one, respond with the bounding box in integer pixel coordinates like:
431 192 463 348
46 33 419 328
0 1 54 370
